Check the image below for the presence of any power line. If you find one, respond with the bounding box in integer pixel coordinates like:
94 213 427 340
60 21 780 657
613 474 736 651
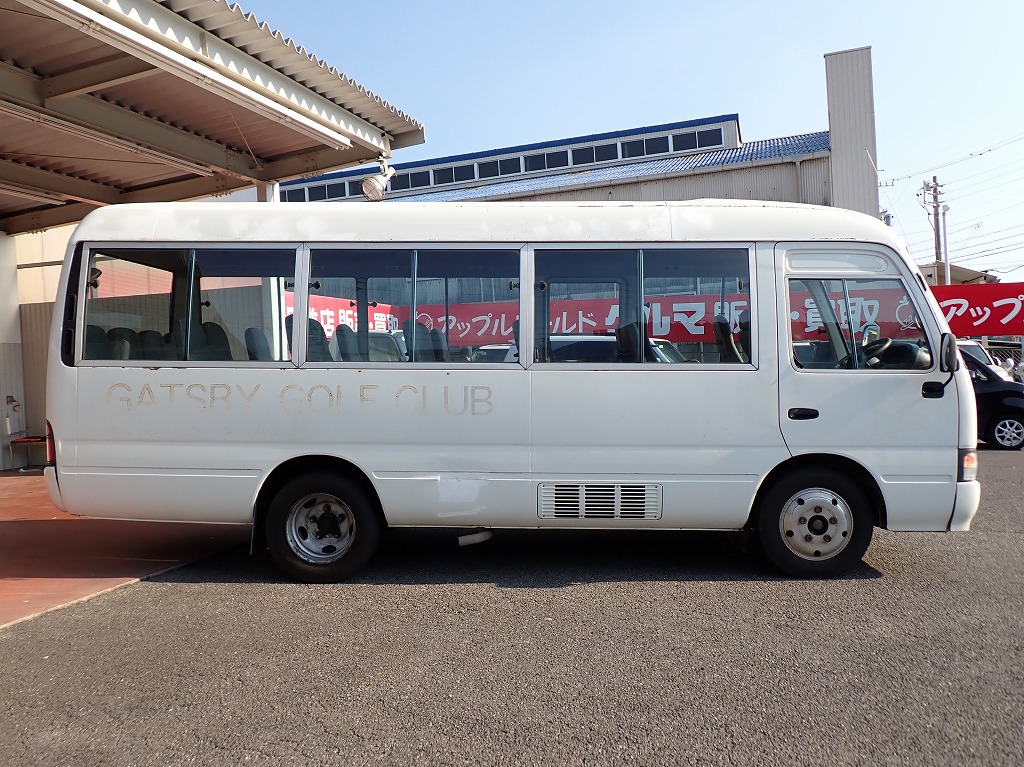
943 156 1024 192
948 222 1024 251
979 261 1024 274
952 239 1024 263
903 200 1024 243
880 131 1024 185
945 177 1023 203
953 249 1024 268
951 231 1024 259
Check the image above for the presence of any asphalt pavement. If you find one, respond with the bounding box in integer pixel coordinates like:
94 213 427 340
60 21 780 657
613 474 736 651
0 450 1022 767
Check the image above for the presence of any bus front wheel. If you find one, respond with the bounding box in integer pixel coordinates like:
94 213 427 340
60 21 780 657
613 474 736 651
755 468 873 578
265 472 381 583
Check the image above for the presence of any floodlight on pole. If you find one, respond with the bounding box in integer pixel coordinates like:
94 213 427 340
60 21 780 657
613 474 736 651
361 158 396 201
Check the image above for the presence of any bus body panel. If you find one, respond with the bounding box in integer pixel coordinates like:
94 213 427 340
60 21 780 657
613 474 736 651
58 468 260 523
949 481 980 532
65 366 532 523
529 367 789 528
65 200 923 249
44 201 979 547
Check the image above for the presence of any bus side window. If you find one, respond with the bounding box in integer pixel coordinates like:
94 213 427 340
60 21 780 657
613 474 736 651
193 249 294 363
415 250 519 363
642 248 752 364
534 248 640 365
789 278 932 371
532 247 754 365
80 247 295 364
309 248 519 364
82 248 186 361
310 249 413 363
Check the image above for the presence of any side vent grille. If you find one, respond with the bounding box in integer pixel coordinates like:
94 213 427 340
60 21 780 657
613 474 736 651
538 483 662 520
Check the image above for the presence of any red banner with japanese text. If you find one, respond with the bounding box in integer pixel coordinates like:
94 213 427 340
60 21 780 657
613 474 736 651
285 283 1024 348
931 283 1024 338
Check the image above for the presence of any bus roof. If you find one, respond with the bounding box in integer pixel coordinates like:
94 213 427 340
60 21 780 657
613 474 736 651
68 199 904 252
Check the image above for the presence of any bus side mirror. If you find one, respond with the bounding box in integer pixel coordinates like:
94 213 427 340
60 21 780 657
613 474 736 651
939 333 959 373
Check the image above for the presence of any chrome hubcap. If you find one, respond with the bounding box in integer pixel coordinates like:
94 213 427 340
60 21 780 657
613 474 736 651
285 493 356 564
778 487 853 561
994 419 1024 448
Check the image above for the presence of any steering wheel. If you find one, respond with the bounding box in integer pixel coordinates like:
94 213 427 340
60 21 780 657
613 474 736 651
860 337 892 360
838 337 892 369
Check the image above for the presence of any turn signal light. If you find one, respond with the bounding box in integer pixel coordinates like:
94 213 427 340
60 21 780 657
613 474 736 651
958 449 978 482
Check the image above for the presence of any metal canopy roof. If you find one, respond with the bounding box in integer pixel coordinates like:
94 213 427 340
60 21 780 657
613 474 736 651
0 0 424 235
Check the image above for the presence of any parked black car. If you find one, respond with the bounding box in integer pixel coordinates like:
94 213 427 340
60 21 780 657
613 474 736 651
962 353 1024 449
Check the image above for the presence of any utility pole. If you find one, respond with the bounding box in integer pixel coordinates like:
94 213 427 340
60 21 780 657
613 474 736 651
923 176 944 284
941 204 951 286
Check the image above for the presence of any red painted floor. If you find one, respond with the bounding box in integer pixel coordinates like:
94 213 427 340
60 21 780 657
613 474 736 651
0 471 250 629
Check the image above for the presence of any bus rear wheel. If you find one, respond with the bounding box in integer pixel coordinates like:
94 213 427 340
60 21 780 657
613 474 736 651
265 472 381 583
755 468 873 578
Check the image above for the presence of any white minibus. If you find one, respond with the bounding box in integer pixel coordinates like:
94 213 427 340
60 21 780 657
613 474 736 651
44 200 980 581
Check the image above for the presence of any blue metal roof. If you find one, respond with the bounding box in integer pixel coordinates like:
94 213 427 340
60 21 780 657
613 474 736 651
282 114 741 186
390 132 830 202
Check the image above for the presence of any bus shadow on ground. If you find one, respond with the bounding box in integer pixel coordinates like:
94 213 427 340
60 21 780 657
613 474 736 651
164 528 884 587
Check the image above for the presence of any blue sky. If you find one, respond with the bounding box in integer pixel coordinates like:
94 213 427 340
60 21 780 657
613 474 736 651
237 0 1024 276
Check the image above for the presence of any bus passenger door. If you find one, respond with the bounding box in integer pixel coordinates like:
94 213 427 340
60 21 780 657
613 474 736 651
775 245 960 530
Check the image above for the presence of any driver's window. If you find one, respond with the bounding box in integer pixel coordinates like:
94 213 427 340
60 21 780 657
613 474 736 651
789 278 932 371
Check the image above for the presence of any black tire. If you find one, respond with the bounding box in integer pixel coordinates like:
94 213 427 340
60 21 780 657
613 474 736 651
265 472 382 583
755 468 874 578
987 413 1024 450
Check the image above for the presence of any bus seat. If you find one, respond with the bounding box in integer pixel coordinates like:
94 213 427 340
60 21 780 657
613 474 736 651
306 318 333 361
85 324 114 359
244 327 273 361
430 328 451 362
285 315 333 361
139 329 176 360
284 314 295 356
202 322 233 360
713 314 742 363
107 327 140 360
615 322 642 363
737 310 751 363
509 319 520 361
334 324 361 361
403 320 435 361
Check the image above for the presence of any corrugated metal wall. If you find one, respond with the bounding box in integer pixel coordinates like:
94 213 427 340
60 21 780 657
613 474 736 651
511 157 831 206
825 47 879 216
1 341 27 469
18 302 53 443
799 158 832 206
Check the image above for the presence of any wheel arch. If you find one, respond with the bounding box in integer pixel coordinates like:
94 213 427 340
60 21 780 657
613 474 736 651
251 455 385 553
751 453 887 530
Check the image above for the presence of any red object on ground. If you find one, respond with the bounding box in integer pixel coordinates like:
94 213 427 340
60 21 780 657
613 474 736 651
0 472 249 629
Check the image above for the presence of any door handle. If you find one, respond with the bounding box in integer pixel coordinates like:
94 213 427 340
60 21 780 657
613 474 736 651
787 408 819 420
922 381 945 399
